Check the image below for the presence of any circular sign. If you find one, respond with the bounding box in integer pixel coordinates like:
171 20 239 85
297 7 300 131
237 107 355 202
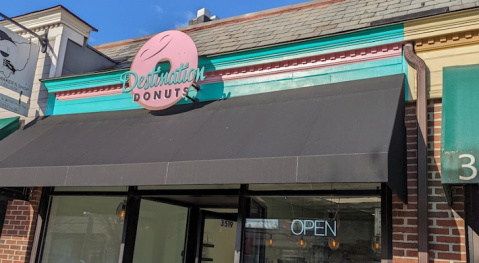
129 31 198 110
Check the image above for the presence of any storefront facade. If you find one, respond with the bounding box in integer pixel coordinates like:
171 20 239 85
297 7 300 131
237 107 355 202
36 184 386 263
1 1 479 263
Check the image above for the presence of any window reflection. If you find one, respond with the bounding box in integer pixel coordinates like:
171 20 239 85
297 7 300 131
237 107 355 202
41 196 125 263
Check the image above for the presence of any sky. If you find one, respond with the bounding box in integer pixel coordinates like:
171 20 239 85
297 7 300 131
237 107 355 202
2 0 308 45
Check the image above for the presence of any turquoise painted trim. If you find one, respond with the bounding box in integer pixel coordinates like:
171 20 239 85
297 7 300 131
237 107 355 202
52 93 142 115
193 57 404 101
46 93 56 116
42 24 404 94
43 70 128 93
199 24 404 71
52 57 405 115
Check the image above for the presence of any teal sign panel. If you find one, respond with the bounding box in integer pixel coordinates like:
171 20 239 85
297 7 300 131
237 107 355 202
442 64 479 184
0 116 19 141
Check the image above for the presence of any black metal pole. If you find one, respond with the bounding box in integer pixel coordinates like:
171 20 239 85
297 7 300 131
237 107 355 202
118 187 141 263
184 207 200 263
465 184 479 263
195 211 206 263
33 187 53 263
381 183 392 262
0 199 8 239
234 184 249 263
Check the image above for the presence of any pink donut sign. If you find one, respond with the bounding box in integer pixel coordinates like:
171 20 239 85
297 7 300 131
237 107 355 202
120 30 205 110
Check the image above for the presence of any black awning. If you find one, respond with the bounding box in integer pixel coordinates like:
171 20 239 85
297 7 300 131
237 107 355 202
0 74 406 201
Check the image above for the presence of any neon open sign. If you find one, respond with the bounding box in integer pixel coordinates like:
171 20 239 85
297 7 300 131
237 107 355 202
291 219 337 237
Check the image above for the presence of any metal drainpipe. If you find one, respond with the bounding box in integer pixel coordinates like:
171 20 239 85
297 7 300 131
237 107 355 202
404 43 428 263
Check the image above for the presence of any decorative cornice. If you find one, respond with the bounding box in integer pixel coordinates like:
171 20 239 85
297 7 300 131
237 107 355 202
414 30 479 52
429 89 442 99
199 43 402 85
14 23 62 37
1 9 94 38
50 43 402 101
404 9 479 41
43 69 127 93
55 84 123 101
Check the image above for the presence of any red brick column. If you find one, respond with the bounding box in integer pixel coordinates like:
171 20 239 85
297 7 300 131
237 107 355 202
392 100 467 263
0 188 42 263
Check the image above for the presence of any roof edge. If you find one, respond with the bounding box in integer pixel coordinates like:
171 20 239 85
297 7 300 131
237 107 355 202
0 5 98 32
94 0 338 50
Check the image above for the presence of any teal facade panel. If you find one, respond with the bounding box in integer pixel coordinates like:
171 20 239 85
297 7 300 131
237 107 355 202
53 57 404 115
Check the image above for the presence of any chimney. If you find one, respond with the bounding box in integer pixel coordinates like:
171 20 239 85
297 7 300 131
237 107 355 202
188 8 219 25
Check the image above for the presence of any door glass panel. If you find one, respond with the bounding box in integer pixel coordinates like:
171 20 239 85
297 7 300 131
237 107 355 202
133 200 188 263
202 218 237 263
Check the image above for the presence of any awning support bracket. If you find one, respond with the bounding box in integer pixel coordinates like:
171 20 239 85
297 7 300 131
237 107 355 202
185 95 199 103
192 83 200 92
443 184 453 206
185 83 200 103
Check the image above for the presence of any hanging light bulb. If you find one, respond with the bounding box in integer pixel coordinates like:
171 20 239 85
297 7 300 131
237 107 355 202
374 241 380 250
372 235 381 252
328 237 340 250
296 235 306 248
268 234 274 247
116 200 126 221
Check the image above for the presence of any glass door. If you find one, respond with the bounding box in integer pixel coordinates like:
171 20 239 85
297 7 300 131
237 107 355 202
133 199 189 263
198 211 237 263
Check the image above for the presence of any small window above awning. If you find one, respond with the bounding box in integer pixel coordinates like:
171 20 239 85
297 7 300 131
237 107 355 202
0 75 407 201
0 116 19 141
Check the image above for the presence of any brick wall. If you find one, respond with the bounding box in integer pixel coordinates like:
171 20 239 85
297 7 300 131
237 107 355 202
0 188 42 263
392 100 467 263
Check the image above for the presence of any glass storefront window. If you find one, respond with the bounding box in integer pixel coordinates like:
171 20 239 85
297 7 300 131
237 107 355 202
133 200 188 263
245 196 381 263
41 196 125 263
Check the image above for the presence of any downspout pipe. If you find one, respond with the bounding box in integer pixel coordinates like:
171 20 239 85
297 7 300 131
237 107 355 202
404 43 428 263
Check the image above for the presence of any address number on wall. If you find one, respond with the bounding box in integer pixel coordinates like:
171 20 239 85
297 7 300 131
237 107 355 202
220 220 234 228
459 154 478 181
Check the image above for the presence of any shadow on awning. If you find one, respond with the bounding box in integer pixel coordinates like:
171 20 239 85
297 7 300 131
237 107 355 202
0 74 407 202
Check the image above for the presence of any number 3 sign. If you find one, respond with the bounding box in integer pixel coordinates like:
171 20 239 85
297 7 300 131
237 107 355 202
459 154 478 181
